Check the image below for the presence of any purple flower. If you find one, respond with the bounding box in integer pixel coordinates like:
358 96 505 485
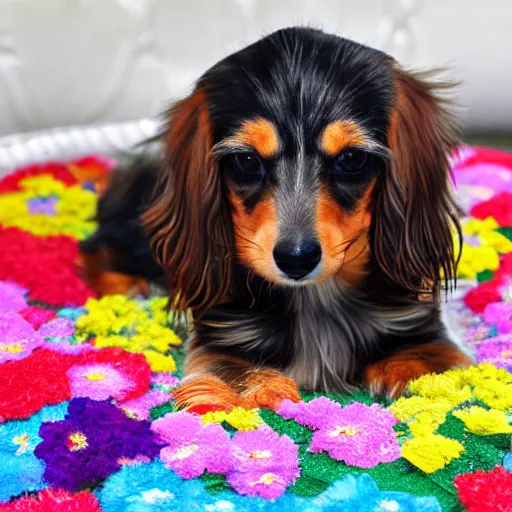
151 411 233 479
0 312 43 362
38 317 75 340
120 389 172 421
67 363 136 401
0 281 27 314
280 398 400 468
483 302 512 334
477 334 512 371
34 398 162 491
226 425 300 499
27 196 58 215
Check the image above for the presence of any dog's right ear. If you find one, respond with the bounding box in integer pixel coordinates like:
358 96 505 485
143 90 235 315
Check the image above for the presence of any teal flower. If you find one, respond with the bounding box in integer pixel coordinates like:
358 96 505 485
0 402 68 502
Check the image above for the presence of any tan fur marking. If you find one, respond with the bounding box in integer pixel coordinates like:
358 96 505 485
315 183 375 283
224 118 280 158
230 191 279 282
320 120 367 156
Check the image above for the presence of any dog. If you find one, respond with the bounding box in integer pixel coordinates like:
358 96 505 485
82 27 473 412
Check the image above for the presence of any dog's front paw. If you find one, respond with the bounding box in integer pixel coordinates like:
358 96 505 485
173 374 242 414
364 342 473 399
240 370 301 410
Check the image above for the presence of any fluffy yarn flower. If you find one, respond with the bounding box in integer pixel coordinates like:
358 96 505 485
454 466 512 512
0 311 44 363
34 398 162 491
312 473 441 512
280 398 401 468
151 411 233 479
0 402 68 502
470 191 512 226
0 347 151 421
20 305 56 328
67 363 137 401
401 434 464 473
121 389 172 421
483 301 512 334
98 459 308 512
476 334 512 371
0 280 27 314
38 317 75 340
0 488 101 512
202 407 264 431
0 227 96 306
227 425 300 499
463 280 502 314
453 406 512 435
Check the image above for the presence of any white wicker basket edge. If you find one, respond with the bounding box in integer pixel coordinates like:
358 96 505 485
0 119 162 177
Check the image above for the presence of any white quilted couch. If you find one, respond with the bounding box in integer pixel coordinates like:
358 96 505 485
0 0 511 171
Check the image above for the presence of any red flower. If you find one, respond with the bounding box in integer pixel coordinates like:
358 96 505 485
0 227 96 307
0 163 78 193
454 466 512 512
470 192 512 227
20 306 57 329
0 347 151 421
0 488 101 512
463 280 502 314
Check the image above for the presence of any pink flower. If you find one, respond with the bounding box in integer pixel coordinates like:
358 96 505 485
483 302 512 334
0 312 43 363
120 389 172 421
226 425 300 499
67 363 136 401
19 306 56 328
151 411 233 479
279 396 343 429
280 399 400 468
0 281 27 314
151 373 180 392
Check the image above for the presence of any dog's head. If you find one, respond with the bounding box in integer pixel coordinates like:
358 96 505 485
144 27 460 315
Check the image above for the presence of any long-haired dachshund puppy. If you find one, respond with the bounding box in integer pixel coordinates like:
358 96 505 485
83 27 473 412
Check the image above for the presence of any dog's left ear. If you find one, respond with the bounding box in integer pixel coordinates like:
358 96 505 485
372 66 461 297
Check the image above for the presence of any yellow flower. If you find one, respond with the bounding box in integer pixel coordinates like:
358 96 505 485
390 396 455 437
462 217 499 236
408 373 472 406
0 175 98 239
479 231 512 254
75 295 182 371
142 350 176 372
453 406 512 435
202 407 263 431
473 380 512 412
457 244 500 279
402 434 464 473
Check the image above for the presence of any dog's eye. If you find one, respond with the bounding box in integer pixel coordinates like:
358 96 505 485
223 152 265 184
235 153 264 174
333 149 368 174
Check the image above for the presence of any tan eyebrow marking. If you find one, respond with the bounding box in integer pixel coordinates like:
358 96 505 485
221 118 280 158
320 120 369 156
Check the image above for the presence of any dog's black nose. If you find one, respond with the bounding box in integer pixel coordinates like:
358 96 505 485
273 240 322 280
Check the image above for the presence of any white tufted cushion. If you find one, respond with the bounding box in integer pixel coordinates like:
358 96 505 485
0 0 511 137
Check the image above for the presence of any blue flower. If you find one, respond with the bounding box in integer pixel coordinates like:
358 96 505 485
313 474 441 512
57 307 86 321
0 402 68 502
504 452 512 472
97 459 309 512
